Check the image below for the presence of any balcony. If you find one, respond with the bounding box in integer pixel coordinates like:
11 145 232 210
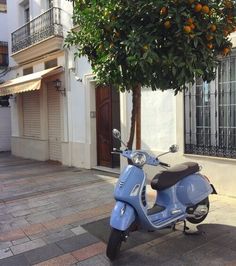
11 7 63 64
0 41 8 67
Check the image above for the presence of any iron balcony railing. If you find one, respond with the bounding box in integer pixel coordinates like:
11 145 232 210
0 41 8 66
11 7 63 53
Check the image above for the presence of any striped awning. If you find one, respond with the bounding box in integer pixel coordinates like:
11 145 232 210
0 66 63 96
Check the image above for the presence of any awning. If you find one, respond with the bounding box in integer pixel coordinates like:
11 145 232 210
0 66 63 96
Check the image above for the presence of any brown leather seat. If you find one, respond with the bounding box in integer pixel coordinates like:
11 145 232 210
151 162 200 191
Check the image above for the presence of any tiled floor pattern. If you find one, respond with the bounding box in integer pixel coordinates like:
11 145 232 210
1 153 236 265
0 153 115 265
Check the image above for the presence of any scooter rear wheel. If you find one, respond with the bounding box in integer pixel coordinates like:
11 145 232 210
106 228 123 261
186 197 209 224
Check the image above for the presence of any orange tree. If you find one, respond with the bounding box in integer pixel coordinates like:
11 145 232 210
66 0 236 149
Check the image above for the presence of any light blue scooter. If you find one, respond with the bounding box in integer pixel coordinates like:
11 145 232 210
106 129 217 260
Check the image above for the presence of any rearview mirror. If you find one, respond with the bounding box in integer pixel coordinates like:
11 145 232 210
112 129 121 139
169 144 179 153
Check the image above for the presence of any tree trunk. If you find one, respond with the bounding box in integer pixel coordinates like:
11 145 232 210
127 84 141 152
135 85 141 150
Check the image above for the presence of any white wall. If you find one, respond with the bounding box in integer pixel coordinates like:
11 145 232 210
7 0 19 67
0 12 8 42
0 5 11 151
141 88 176 152
0 107 11 151
67 52 177 169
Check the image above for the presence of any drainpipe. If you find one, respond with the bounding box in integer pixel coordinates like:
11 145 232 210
64 48 73 166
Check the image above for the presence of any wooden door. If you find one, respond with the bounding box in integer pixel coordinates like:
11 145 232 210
96 85 112 167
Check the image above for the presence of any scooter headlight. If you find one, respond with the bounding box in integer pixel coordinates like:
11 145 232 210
131 152 147 167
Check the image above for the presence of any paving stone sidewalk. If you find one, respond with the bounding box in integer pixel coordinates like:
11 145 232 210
0 152 236 266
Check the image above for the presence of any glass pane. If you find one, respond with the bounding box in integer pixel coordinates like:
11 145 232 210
229 128 236 148
196 87 203 106
230 57 236 82
219 60 228 83
196 128 204 146
219 128 227 147
230 105 236 128
231 83 236 105
204 107 211 126
203 82 210 105
219 106 228 127
204 128 211 146
219 83 228 105
196 107 203 126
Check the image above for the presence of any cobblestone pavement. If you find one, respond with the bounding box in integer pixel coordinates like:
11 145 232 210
0 152 236 266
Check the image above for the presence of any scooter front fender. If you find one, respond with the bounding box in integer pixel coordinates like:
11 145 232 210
110 201 136 231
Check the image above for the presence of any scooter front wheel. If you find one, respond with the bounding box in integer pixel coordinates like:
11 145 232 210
106 228 124 261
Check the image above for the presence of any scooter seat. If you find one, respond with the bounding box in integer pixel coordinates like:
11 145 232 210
151 162 200 191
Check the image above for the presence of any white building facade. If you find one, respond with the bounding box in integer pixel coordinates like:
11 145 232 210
1 0 236 197
2 0 73 161
0 0 11 152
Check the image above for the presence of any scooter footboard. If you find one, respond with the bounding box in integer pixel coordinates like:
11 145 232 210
110 201 136 231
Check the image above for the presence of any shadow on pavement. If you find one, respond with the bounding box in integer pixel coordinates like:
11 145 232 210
104 223 236 266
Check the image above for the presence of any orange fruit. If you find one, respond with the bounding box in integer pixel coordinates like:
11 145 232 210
194 3 202 12
183 25 192 33
160 7 168 15
207 43 213 49
164 20 171 29
206 34 213 41
202 5 210 14
222 47 230 56
187 18 194 24
210 24 217 32
190 23 196 30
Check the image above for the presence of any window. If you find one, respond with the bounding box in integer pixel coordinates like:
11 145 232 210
46 0 53 9
19 0 30 24
0 0 7 13
0 96 9 107
24 6 30 23
184 53 236 159
23 67 33 75
45 59 57 69
0 42 8 66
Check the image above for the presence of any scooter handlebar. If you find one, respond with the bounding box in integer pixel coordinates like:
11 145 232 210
111 148 168 167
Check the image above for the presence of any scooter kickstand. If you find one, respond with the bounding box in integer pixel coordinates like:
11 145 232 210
183 220 190 233
171 223 176 231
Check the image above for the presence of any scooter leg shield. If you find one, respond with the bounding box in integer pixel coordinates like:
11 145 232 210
110 201 136 231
